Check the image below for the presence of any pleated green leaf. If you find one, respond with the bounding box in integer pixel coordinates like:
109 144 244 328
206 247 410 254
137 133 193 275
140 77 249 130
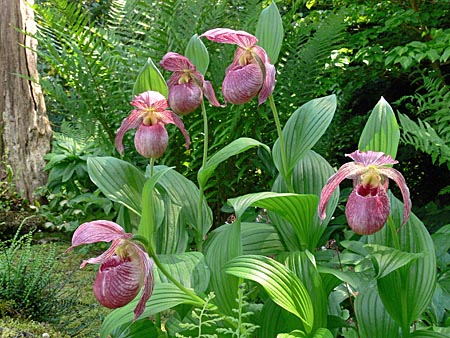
358 97 399 159
155 199 188 254
225 255 314 334
355 285 399 338
370 194 437 330
154 165 212 237
318 266 367 291
364 244 423 279
198 137 270 189
409 330 450 337
272 95 336 184
132 57 168 97
100 283 199 338
87 156 146 216
204 221 242 314
255 1 284 64
259 299 301 338
241 222 285 255
155 252 210 292
228 192 318 250
277 330 307 338
110 319 158 338
272 150 339 250
283 251 328 331
185 34 209 75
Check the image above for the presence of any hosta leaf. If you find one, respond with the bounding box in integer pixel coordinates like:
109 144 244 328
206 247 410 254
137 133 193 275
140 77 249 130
100 283 199 338
87 156 146 216
185 34 209 75
255 1 284 64
132 57 168 97
272 95 336 184
197 137 270 189
155 252 210 292
225 254 314 333
358 97 399 159
228 192 318 250
355 285 399 338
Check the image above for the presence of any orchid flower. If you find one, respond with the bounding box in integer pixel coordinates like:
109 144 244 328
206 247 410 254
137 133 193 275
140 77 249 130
318 150 411 235
115 90 190 158
68 220 154 320
160 52 221 115
201 28 276 105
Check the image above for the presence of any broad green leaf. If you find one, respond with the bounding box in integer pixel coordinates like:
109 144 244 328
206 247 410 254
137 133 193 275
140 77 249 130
318 266 367 291
358 97 400 159
241 222 285 255
132 57 168 97
283 251 328 331
228 192 318 250
255 1 284 63
364 244 423 279
110 319 158 338
185 34 209 75
310 328 334 338
154 165 212 237
87 156 146 216
155 252 210 292
100 283 199 338
277 330 307 338
272 150 339 250
204 221 242 314
139 167 172 247
197 137 270 189
155 198 188 254
370 194 437 329
272 95 336 184
409 330 450 338
355 286 399 338
259 299 302 338
225 254 314 333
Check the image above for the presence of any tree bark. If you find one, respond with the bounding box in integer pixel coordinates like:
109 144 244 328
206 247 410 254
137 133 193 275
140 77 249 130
0 0 52 201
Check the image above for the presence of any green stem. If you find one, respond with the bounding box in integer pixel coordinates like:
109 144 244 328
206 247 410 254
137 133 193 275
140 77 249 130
268 94 294 193
196 100 209 252
387 216 401 250
149 158 155 177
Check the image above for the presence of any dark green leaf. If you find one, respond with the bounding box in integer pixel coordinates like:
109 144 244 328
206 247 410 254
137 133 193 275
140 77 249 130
255 1 284 64
132 58 168 97
185 34 209 75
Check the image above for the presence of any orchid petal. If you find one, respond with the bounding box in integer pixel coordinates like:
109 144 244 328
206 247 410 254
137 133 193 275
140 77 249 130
71 220 129 247
346 150 398 166
258 62 276 105
133 247 154 320
134 124 169 158
168 82 203 115
202 80 222 107
318 162 366 220
222 63 263 104
115 110 145 155
201 28 258 48
160 52 195 72
80 239 124 268
133 91 168 111
158 111 190 149
378 167 411 224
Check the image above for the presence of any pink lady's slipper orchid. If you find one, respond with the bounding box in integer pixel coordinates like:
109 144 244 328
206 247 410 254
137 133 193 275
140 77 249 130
68 221 154 320
116 90 190 158
201 28 276 105
318 150 411 235
160 52 221 115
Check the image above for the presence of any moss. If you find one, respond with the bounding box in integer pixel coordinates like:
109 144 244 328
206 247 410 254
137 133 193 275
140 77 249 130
0 316 70 337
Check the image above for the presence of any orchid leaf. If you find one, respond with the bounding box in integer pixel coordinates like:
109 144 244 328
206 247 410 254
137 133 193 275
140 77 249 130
155 200 188 254
100 283 199 338
87 156 146 216
355 285 399 338
255 1 284 63
155 252 210 292
358 97 399 159
132 57 168 97
259 300 302 338
110 318 158 338
241 222 285 255
273 95 336 185
197 137 270 189
224 254 314 334
277 330 307 338
409 330 450 338
185 34 209 75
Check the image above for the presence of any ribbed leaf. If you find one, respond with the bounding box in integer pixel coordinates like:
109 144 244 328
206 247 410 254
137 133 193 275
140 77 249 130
277 330 307 338
185 34 209 75
255 1 284 64
272 95 336 184
132 57 168 97
225 255 314 334
154 165 212 237
272 150 338 250
228 192 318 250
355 285 399 338
370 195 437 330
197 137 270 188
155 252 210 292
358 97 400 159
110 319 158 338
364 244 423 279
87 156 146 216
204 221 242 314
100 283 199 338
155 199 188 254
259 299 301 338
241 222 285 256
409 330 450 338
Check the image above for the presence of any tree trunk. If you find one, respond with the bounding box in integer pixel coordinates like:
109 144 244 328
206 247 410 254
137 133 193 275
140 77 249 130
0 0 52 201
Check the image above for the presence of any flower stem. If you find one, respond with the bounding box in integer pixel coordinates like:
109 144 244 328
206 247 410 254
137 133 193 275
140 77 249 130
196 100 209 252
387 216 401 250
149 157 155 177
268 94 294 193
